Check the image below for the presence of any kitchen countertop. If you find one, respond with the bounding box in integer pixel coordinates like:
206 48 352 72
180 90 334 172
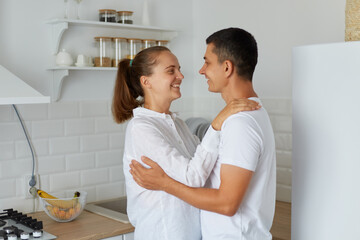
29 210 134 240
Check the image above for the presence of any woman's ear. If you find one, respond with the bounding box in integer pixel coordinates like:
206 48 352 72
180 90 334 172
224 60 234 78
140 76 151 89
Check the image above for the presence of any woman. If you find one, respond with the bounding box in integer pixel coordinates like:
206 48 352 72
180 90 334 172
112 46 259 240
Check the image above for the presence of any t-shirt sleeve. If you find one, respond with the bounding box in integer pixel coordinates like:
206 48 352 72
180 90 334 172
219 114 263 172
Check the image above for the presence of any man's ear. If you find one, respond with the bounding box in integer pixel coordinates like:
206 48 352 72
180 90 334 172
224 60 234 78
140 76 151 89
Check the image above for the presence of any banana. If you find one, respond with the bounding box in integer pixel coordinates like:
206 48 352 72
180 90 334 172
37 189 80 209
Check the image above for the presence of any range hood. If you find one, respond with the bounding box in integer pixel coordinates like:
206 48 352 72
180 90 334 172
0 65 50 105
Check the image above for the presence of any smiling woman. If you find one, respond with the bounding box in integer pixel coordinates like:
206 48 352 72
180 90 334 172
111 46 261 240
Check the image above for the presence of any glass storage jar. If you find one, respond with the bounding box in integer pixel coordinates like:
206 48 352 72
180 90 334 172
117 11 133 24
142 39 156 50
94 37 112 67
127 38 142 59
99 9 117 22
112 37 128 67
156 40 169 47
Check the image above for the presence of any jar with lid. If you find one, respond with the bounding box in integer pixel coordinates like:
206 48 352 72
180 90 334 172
99 9 117 22
117 11 133 24
112 37 128 67
142 39 156 50
94 37 113 67
127 39 142 59
156 40 169 47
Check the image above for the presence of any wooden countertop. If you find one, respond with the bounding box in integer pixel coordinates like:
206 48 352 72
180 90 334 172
29 210 134 240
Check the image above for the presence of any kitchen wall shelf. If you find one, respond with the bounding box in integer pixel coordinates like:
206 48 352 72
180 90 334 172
46 18 178 54
48 67 117 101
46 18 178 101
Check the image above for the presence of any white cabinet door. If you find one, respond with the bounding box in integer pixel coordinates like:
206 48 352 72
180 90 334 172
122 232 134 240
101 235 123 240
101 232 134 240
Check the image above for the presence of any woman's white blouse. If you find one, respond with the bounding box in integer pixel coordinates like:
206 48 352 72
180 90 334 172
123 107 220 240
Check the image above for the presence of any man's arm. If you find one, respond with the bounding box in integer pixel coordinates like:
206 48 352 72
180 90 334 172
130 157 253 216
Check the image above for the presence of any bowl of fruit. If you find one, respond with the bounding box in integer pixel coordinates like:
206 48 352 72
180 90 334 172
37 189 87 222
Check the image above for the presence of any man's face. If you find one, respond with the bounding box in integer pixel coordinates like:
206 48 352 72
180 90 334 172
199 43 227 93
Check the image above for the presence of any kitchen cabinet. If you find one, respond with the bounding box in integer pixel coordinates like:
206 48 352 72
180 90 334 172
46 19 177 101
103 232 134 240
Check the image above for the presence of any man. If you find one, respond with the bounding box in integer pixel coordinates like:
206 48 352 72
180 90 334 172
130 28 276 240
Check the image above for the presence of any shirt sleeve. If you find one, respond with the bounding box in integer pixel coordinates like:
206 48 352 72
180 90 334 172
129 120 220 187
219 114 263 172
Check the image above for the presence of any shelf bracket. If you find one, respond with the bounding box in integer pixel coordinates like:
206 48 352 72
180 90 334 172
51 22 69 54
52 70 69 101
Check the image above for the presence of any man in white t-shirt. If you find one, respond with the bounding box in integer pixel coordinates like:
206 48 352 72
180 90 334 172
130 28 276 240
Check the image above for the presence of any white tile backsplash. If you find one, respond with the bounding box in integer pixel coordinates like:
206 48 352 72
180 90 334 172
16 139 49 158
66 153 96 171
49 102 79 119
96 181 126 201
96 150 123 167
81 134 109 152
65 118 95 136
109 133 125 149
50 171 81 192
0 179 16 198
81 168 109 186
32 120 64 139
80 100 108 117
0 105 14 122
0 122 30 142
15 104 48 121
50 136 80 155
110 165 125 182
0 142 15 160
0 97 292 211
95 117 123 133
0 158 32 178
38 156 66 174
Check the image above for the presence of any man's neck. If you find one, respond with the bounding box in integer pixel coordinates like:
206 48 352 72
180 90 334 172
221 77 258 104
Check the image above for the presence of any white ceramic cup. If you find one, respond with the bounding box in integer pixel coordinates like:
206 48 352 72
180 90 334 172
76 54 88 65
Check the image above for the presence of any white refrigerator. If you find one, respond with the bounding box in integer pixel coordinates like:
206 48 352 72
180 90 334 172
292 41 360 239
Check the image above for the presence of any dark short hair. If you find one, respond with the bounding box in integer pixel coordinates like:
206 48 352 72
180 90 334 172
206 28 258 81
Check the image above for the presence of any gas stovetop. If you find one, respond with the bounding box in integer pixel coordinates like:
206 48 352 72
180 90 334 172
0 209 56 240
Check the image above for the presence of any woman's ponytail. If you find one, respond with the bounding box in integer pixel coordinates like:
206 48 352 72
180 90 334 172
112 59 143 123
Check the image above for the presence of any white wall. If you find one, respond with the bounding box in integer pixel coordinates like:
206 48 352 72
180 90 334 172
191 0 345 99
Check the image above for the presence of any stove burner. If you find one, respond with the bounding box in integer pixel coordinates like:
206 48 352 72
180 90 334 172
0 209 55 240
3 226 15 234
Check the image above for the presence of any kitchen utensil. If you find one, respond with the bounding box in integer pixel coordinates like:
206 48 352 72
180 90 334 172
56 49 73 66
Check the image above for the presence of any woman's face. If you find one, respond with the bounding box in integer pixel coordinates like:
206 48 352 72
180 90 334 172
145 51 184 103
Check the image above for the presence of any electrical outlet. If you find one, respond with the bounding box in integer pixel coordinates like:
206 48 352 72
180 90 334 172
23 174 39 199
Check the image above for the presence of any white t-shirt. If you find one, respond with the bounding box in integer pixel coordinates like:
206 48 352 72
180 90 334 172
201 98 276 240
123 107 220 240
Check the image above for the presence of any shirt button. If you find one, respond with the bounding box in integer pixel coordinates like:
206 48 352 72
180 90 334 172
178 140 182 144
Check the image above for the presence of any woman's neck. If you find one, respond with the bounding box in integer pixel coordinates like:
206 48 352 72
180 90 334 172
143 100 171 114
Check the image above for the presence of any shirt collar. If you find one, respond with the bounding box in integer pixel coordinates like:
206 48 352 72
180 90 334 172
133 107 178 119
